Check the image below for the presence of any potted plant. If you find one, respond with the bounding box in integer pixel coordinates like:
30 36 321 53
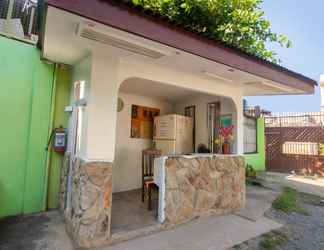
219 125 234 154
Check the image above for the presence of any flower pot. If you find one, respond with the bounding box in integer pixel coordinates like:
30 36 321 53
222 141 230 154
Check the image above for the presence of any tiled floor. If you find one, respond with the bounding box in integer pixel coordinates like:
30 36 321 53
111 189 159 234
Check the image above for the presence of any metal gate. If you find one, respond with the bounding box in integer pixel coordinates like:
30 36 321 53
265 113 324 176
0 36 54 217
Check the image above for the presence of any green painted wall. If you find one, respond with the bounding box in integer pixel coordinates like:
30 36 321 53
244 117 265 171
0 36 54 217
47 66 71 209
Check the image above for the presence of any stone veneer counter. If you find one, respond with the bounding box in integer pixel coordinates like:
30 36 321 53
154 154 245 227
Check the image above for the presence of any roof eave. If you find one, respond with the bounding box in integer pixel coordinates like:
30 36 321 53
44 0 317 92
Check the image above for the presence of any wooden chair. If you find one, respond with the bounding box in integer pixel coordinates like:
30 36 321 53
142 148 161 210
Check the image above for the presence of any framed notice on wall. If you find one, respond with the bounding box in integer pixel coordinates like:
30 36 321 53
131 105 160 139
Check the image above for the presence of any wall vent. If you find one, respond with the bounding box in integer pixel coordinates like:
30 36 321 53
76 24 166 59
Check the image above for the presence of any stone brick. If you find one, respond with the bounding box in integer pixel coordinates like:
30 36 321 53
61 159 113 248
164 155 245 227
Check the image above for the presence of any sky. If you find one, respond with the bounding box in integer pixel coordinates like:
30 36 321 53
246 0 324 112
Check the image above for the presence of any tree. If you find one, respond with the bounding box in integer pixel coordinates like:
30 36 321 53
132 0 291 63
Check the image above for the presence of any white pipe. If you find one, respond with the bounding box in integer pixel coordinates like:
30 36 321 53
320 75 324 86
6 0 14 20
28 6 35 35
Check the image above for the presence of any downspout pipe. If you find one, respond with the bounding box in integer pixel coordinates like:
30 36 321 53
42 63 58 211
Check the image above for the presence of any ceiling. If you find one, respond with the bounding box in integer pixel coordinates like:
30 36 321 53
119 77 219 103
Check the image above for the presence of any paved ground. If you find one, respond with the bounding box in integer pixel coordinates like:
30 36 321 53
235 186 279 221
230 191 324 250
103 215 281 250
0 211 73 250
259 172 324 198
0 186 282 250
111 189 157 234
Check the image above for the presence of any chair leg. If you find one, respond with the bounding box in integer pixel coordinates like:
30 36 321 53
155 187 159 218
142 183 145 202
148 185 152 211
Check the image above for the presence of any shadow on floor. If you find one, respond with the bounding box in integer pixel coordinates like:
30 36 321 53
0 214 49 250
0 211 72 250
111 189 159 234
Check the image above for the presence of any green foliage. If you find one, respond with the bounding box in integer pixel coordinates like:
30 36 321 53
246 164 257 178
318 143 324 156
272 187 308 215
259 230 288 250
132 0 291 63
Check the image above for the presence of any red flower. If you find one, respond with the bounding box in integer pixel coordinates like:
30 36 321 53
219 125 234 139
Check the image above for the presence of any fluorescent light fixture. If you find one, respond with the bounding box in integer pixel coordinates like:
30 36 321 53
76 23 167 59
202 70 233 83
262 81 298 92
245 81 300 93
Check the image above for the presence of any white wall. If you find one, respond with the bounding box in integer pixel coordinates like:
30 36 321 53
118 58 244 154
113 92 173 193
173 95 237 153
74 50 244 164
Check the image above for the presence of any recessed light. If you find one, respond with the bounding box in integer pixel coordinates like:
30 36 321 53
202 70 233 83
228 68 235 72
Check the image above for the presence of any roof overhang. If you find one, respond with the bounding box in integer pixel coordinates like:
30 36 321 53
42 0 316 94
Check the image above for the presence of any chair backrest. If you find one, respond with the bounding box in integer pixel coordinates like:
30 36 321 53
142 148 162 178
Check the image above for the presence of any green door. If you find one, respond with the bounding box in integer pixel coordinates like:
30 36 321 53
0 37 54 217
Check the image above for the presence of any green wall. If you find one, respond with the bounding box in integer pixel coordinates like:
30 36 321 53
244 117 265 171
0 36 54 217
47 66 71 209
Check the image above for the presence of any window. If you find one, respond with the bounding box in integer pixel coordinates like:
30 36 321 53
282 142 318 155
244 116 257 153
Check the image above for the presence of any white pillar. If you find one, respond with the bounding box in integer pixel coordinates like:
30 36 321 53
320 75 324 112
234 97 244 155
84 51 119 162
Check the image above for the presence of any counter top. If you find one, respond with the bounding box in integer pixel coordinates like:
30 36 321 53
157 153 241 159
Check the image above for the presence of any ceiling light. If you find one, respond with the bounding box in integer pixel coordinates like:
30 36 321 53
245 81 299 92
202 70 233 83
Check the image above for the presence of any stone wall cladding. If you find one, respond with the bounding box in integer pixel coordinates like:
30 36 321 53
59 153 70 211
164 155 245 227
64 159 113 248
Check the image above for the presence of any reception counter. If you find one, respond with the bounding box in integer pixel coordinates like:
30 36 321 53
154 154 245 227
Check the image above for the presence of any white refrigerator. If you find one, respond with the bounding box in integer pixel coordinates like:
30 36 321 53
153 114 193 155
